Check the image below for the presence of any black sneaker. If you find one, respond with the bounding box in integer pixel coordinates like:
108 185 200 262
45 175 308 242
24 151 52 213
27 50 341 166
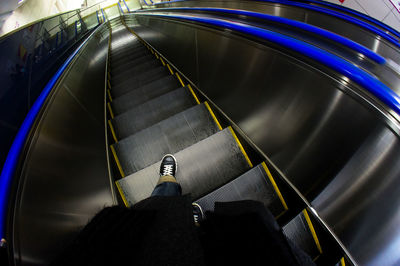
159 154 177 177
192 203 205 225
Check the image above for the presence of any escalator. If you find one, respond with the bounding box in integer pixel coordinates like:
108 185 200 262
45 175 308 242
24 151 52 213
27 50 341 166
3 3 400 266
106 21 347 264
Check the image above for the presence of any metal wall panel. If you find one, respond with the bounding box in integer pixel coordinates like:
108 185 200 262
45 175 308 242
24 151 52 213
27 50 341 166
11 24 114 265
125 14 400 265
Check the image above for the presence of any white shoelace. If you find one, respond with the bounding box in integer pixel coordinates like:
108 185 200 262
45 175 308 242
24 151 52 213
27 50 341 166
162 164 174 176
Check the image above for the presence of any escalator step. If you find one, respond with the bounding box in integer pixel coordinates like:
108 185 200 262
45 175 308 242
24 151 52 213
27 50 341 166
111 44 147 60
111 66 169 97
111 87 197 139
116 128 251 206
111 54 154 75
111 49 151 68
195 163 287 217
111 75 180 115
283 210 323 260
113 103 220 176
111 60 160 84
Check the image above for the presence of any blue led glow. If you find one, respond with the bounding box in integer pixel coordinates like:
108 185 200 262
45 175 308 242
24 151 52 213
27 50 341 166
0 27 100 240
301 0 400 39
141 13 400 113
150 7 385 64
151 0 400 47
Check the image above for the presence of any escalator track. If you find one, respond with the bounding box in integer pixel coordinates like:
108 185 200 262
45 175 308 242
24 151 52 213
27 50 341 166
105 20 348 264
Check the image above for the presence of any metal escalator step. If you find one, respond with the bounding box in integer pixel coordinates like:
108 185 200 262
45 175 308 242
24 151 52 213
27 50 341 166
111 42 143 54
195 163 287 217
111 87 197 139
113 103 220 176
111 54 154 75
111 75 180 115
116 128 251 206
111 60 160 84
111 66 169 97
111 45 147 61
111 50 151 68
283 210 322 260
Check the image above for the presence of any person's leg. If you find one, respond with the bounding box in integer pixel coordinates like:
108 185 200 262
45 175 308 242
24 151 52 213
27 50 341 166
151 154 182 197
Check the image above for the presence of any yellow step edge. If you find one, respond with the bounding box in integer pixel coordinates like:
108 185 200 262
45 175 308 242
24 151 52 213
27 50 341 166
275 209 287 219
188 84 201 105
107 102 114 118
160 58 166 66
175 72 185 87
107 89 113 102
108 120 118 143
155 53 159 59
261 162 288 211
116 181 130 207
340 257 345 266
166 64 174 75
228 126 253 168
110 145 125 178
204 102 222 130
303 209 323 254
107 80 111 89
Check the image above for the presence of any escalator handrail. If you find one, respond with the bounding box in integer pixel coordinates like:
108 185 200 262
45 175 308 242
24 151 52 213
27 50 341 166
0 26 102 241
135 13 400 114
292 0 400 39
151 0 400 48
145 7 386 64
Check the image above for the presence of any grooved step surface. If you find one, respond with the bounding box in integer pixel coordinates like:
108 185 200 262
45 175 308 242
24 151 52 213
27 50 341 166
283 212 321 259
111 66 169 97
111 52 152 70
111 87 197 139
111 75 180 115
112 60 160 83
111 46 148 63
114 104 220 176
116 128 251 205
195 164 286 216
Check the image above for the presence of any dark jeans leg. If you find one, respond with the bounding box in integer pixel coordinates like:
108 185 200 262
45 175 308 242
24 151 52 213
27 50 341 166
151 181 182 197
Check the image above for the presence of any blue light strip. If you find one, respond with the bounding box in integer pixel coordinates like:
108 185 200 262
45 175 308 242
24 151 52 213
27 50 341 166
118 2 124 14
138 13 400 113
297 0 400 39
150 7 385 64
151 0 400 48
0 26 100 240
123 0 130 12
101 9 106 22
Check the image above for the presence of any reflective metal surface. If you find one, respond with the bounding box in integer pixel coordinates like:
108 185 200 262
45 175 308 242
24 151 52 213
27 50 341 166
152 0 400 64
124 14 400 265
11 24 115 265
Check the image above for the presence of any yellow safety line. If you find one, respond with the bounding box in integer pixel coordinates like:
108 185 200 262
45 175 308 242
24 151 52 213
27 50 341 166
166 64 174 75
107 80 111 89
155 53 159 59
303 209 323 254
205 102 222 130
228 126 253 168
160 58 166 66
187 84 201 105
107 89 113 102
110 145 125 178
261 162 288 210
116 181 130 207
108 72 111 80
107 102 114 118
175 72 185 87
275 209 287 219
340 257 345 266
108 120 118 143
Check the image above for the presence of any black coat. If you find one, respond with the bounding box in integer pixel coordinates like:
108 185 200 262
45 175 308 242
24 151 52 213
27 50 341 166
52 195 314 266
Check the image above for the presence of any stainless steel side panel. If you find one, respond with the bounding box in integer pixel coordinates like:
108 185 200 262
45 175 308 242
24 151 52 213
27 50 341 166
125 15 400 265
12 25 115 265
154 0 400 63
